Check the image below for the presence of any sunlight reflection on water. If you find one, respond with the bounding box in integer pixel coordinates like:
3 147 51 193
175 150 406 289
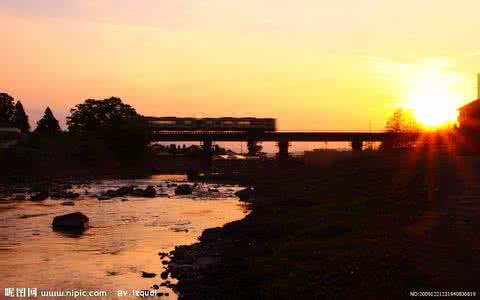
0 175 249 299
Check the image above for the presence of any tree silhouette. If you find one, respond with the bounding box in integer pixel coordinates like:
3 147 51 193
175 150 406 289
382 108 420 149
0 93 15 126
11 101 30 133
67 97 139 132
385 108 420 132
35 107 61 135
67 97 150 158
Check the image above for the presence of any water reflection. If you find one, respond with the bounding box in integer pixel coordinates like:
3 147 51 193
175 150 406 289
0 175 248 299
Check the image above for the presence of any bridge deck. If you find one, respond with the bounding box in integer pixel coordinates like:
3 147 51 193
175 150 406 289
152 131 417 142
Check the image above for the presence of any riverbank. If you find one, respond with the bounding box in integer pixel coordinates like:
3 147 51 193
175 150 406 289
166 150 477 299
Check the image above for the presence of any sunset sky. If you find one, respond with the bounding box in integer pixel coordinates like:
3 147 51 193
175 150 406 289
2 0 480 131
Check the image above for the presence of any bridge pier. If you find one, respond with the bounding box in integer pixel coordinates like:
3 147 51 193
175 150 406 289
247 139 258 156
277 140 290 160
202 139 213 155
351 139 363 151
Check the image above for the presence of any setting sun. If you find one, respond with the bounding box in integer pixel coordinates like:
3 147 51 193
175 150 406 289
404 72 461 128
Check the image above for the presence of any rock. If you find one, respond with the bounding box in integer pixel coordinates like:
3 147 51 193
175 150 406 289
61 201 75 206
143 186 156 197
208 188 219 192
132 186 156 198
160 270 169 279
234 187 255 201
98 186 135 199
141 271 156 278
175 184 194 195
30 191 49 201
115 186 135 197
52 212 89 233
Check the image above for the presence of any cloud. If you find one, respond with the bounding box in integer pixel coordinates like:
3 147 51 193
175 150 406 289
0 0 193 28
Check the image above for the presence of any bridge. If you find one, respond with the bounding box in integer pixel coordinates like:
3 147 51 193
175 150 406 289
151 130 420 158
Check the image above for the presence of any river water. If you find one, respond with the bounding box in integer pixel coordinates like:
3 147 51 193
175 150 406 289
0 175 248 299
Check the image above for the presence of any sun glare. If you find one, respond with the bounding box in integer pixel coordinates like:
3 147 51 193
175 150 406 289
404 72 460 128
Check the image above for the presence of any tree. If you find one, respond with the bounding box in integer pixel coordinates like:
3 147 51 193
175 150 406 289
67 97 139 132
66 97 150 158
0 93 15 126
35 107 62 135
385 108 420 133
382 108 420 150
11 101 30 133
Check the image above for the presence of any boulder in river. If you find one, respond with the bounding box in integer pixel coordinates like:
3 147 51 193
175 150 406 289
30 191 49 201
234 187 255 202
143 186 156 197
115 186 135 197
97 186 135 200
132 186 157 198
160 270 169 279
52 212 89 233
175 184 194 195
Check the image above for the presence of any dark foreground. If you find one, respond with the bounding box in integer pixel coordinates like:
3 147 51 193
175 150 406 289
167 151 479 299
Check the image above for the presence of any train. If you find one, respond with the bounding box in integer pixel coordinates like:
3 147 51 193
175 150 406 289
144 117 276 132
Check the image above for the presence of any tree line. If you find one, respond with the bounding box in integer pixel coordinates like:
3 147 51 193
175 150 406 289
0 93 61 135
0 93 151 171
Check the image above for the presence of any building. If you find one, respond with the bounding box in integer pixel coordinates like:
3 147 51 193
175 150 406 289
458 74 480 131
458 99 480 131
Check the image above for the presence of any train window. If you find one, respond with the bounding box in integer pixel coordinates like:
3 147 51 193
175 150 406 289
153 120 176 125
237 121 251 125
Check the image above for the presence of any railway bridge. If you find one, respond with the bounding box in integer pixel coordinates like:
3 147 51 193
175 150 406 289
151 130 419 159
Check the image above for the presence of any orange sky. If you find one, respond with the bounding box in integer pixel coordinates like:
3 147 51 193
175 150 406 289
1 0 480 131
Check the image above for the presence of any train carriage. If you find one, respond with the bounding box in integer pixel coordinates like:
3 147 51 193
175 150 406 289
144 117 276 132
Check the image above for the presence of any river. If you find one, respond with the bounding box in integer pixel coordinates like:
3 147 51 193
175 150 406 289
0 175 249 299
